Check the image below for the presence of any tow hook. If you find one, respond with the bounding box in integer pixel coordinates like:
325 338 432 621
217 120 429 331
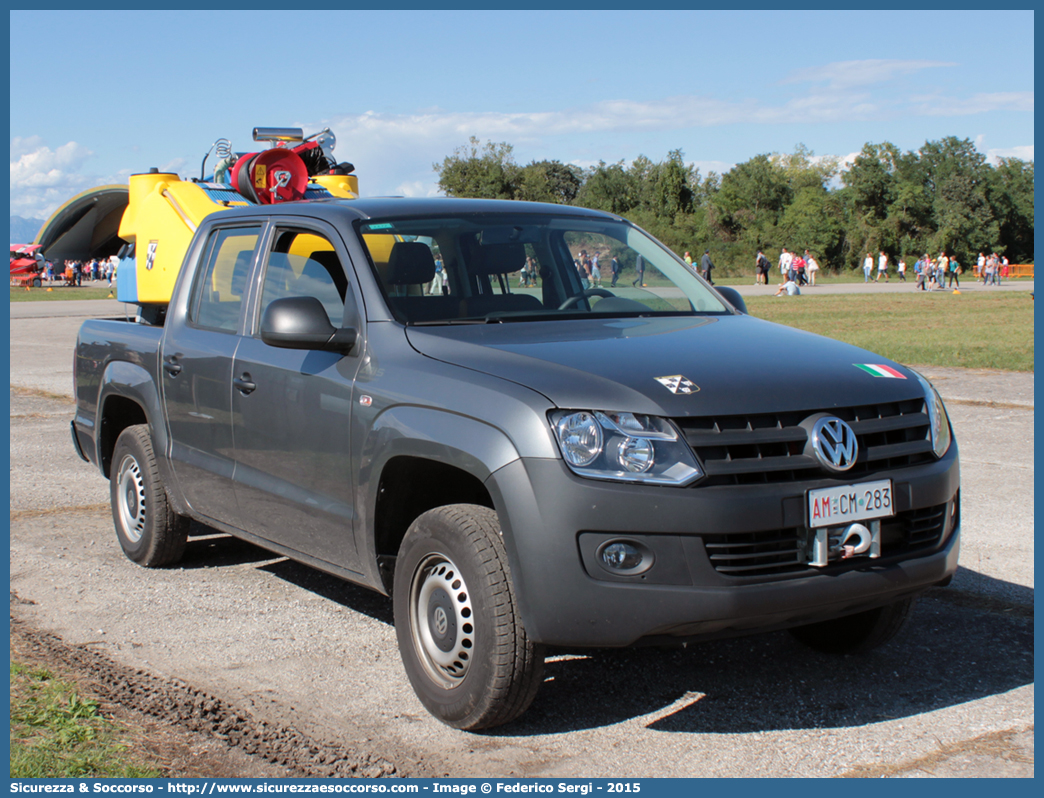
807 521 881 567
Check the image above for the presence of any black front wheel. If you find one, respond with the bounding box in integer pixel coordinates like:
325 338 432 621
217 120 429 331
393 505 544 730
789 597 915 654
110 425 188 567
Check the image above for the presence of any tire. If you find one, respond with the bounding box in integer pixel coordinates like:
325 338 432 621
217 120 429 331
32 277 42 288
789 597 915 654
109 424 188 567
393 504 545 730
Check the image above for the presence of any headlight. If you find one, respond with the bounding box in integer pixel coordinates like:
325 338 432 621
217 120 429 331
554 411 602 467
549 410 703 486
912 371 952 458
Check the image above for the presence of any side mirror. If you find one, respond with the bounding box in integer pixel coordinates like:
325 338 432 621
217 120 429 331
715 286 748 315
260 296 357 354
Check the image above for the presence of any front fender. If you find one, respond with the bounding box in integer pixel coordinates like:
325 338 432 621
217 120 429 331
356 406 522 586
365 405 521 480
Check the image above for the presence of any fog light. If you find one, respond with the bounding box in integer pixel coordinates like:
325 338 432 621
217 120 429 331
600 541 643 570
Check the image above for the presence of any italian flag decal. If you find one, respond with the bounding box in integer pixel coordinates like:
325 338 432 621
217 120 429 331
855 363 907 379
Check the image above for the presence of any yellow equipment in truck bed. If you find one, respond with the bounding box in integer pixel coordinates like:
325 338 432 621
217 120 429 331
35 126 359 305
118 171 358 304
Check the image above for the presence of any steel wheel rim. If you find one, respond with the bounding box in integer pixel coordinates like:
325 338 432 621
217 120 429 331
409 553 475 689
115 454 147 544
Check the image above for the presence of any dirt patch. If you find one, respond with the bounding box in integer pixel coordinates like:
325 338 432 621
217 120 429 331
10 504 110 521
841 726 1035 778
11 600 411 779
942 399 1033 411
11 385 74 403
11 630 289 778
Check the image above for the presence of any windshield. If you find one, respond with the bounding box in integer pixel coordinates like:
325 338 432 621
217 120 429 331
356 213 728 324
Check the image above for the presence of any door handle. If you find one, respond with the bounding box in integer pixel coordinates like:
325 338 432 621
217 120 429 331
162 358 182 376
233 374 257 394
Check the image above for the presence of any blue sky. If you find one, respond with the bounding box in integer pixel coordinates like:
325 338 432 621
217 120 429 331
9 9 1034 220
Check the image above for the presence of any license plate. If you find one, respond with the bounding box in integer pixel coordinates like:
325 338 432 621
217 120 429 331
808 479 894 528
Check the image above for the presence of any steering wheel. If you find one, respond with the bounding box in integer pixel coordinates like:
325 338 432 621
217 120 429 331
558 288 615 310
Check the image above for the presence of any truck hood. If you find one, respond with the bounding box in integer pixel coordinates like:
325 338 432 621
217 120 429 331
404 315 926 417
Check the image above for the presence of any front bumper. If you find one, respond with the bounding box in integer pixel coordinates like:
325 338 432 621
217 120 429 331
486 444 960 648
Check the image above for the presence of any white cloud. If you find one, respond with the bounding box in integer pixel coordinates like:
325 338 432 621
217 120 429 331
10 139 101 218
783 59 955 89
568 159 601 171
318 104 764 195
319 95 871 193
394 180 442 198
986 145 1034 164
329 97 765 154
160 157 189 174
10 140 93 186
690 159 734 177
838 151 862 169
11 136 47 160
914 92 1034 116
319 77 1029 178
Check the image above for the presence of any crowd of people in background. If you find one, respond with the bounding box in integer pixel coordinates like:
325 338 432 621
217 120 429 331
912 252 956 291
40 256 119 288
424 244 1016 299
757 248 821 296
976 252 1010 286
765 247 1013 295
428 248 633 295
905 251 1009 291
574 250 602 289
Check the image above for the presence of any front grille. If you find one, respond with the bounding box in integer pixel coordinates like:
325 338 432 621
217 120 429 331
703 502 951 578
676 399 934 486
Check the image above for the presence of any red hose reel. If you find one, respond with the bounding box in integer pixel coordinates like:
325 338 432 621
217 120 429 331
230 147 309 204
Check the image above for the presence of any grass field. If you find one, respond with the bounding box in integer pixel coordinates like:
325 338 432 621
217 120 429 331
11 285 114 301
10 662 163 778
746 292 1034 372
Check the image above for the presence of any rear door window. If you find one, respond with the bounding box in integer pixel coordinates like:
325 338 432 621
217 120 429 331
189 226 262 332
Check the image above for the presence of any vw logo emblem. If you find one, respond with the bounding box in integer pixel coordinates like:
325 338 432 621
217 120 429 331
433 606 449 637
811 416 858 472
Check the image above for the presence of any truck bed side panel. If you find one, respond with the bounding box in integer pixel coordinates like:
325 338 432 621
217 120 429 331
74 318 163 472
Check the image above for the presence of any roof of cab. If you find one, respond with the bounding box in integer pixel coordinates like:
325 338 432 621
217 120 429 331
211 196 624 224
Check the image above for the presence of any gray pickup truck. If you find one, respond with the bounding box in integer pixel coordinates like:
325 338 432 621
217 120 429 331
73 197 960 730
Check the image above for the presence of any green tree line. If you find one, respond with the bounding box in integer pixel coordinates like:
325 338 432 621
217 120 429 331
434 137 1034 275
